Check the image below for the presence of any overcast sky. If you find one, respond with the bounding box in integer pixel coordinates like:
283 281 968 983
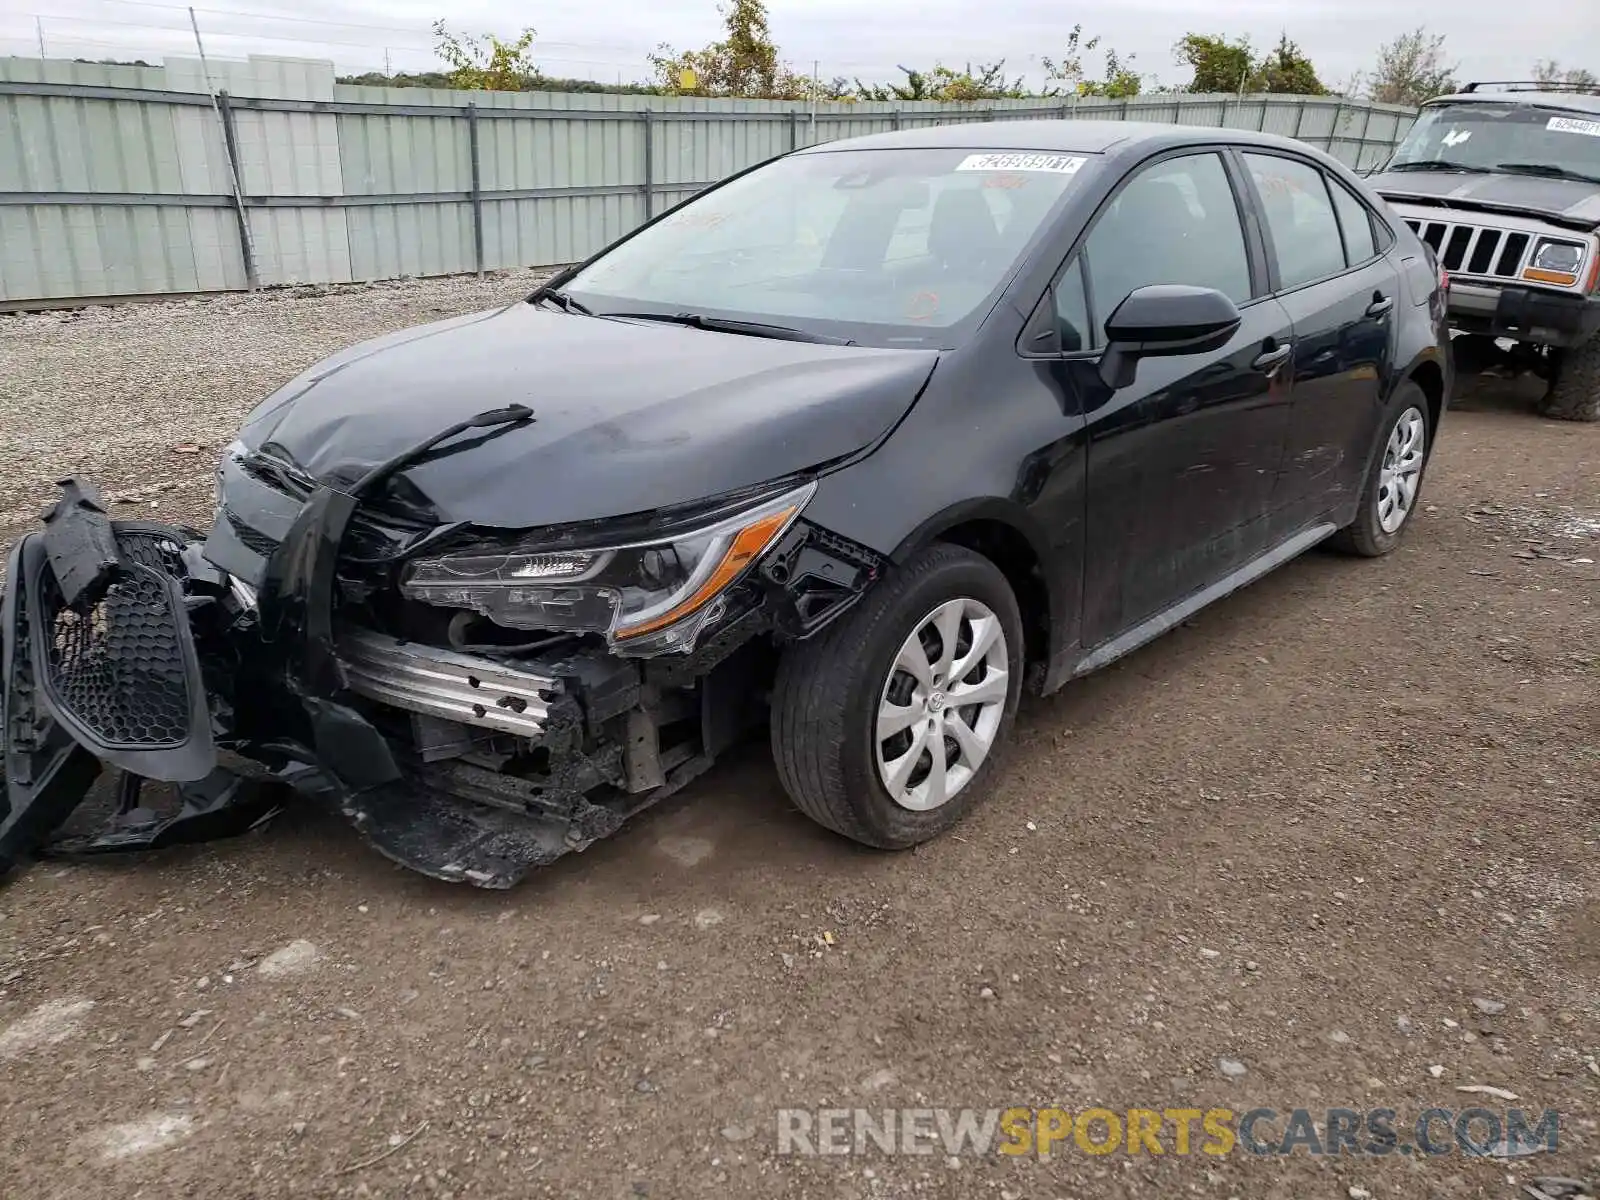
3 0 1595 92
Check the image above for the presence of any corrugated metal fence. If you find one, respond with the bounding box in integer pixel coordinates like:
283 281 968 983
0 54 1418 309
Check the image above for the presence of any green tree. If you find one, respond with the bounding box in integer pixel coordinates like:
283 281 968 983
341 68 666 95
431 21 538 91
1085 50 1143 98
1174 33 1256 93
1362 27 1458 105
855 61 1027 102
854 67 934 102
930 61 1030 101
1533 59 1599 88
1042 26 1142 98
1040 25 1099 93
1252 34 1325 94
648 0 810 99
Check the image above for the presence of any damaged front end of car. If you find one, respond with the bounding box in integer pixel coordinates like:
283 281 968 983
0 412 886 889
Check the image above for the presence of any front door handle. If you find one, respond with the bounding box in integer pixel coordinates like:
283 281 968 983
1252 344 1293 374
1366 294 1395 318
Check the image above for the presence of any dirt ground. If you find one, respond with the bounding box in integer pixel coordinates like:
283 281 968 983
0 284 1596 1200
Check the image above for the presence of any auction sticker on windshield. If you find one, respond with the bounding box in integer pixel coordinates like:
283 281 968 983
1548 116 1600 138
956 153 1086 173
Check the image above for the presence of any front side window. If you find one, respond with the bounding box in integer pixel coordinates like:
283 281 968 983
1387 102 1600 184
1244 153 1346 289
1082 152 1253 336
564 147 1093 347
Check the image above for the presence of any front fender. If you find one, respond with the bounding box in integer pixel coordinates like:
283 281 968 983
884 496 1075 691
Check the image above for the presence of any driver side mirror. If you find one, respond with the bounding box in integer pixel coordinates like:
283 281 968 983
1098 284 1243 391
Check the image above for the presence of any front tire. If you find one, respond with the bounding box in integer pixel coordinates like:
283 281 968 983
771 543 1024 849
1538 338 1600 422
1330 382 1432 558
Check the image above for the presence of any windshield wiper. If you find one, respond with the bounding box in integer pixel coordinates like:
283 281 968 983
1495 162 1600 185
1388 160 1491 173
530 287 594 316
351 405 536 501
598 310 856 346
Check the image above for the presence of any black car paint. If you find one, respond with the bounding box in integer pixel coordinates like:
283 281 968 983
1 120 1451 885
801 126 1448 689
1268 254 1400 527
241 304 940 529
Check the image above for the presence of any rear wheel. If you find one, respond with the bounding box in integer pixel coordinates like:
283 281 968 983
771 543 1023 849
1538 337 1600 422
1330 382 1432 558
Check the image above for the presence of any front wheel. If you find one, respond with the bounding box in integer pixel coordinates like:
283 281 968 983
1538 338 1600 422
1330 382 1432 557
770 543 1024 849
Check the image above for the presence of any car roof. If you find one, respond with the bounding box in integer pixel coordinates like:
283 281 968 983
796 119 1334 159
1425 90 1600 115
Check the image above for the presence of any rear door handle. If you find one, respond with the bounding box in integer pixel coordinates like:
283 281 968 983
1366 295 1395 318
1253 344 1293 374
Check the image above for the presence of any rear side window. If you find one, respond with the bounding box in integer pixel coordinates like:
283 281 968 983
1082 152 1253 333
1372 214 1395 252
1328 179 1378 265
1243 153 1346 289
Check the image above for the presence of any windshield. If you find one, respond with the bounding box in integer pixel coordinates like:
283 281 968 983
1387 102 1600 182
562 147 1094 347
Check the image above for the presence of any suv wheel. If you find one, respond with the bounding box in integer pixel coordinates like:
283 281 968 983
771 543 1023 849
1331 381 1432 557
1538 339 1600 422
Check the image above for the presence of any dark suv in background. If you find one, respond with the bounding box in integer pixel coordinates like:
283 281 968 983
1 121 1451 888
1369 81 1600 420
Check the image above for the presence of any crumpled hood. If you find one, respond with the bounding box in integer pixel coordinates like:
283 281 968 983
1368 169 1600 229
241 303 939 528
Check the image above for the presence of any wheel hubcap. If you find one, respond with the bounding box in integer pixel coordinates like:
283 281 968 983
1376 406 1427 535
875 598 1010 813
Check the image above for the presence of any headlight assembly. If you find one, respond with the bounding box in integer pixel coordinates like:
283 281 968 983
401 482 815 654
1524 239 1587 287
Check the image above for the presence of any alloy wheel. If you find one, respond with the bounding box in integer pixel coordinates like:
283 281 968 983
875 598 1010 812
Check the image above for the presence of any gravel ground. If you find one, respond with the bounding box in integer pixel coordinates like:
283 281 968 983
0 277 1597 1200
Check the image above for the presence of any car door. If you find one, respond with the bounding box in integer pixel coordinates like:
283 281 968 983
1238 152 1400 530
1054 150 1297 650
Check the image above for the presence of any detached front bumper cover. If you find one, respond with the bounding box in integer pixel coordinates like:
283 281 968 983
0 473 641 888
0 492 283 873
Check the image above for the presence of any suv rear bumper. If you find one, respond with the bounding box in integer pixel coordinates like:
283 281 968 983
1448 281 1600 348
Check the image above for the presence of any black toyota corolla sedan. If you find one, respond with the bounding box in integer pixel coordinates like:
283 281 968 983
0 120 1451 887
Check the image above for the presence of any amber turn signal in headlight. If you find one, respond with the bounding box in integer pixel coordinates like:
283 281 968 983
614 503 798 641
1522 239 1586 287
403 482 815 654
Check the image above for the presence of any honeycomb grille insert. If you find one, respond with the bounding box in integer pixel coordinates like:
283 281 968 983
41 531 193 748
